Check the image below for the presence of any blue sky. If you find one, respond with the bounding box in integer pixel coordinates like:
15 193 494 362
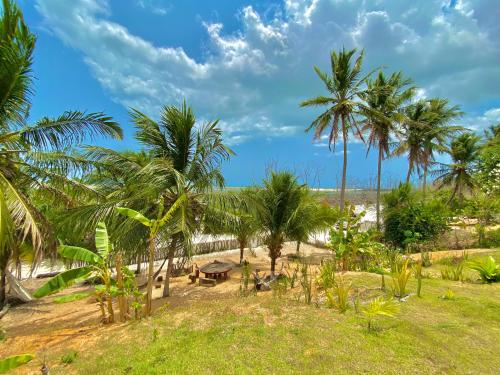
16 0 500 187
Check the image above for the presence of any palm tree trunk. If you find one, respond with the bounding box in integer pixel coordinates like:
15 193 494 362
270 254 276 275
135 254 142 275
239 241 245 265
0 266 7 310
422 164 428 198
145 237 155 315
162 236 179 298
340 119 348 212
376 144 383 231
406 168 411 184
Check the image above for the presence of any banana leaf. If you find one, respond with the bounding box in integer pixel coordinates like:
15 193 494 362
33 266 93 298
59 245 102 264
95 222 111 258
116 207 151 227
0 354 34 374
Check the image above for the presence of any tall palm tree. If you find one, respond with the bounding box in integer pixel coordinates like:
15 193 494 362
394 98 462 193
0 0 121 307
301 48 373 211
433 133 480 203
361 71 414 229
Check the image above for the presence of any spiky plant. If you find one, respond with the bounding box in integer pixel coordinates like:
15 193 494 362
361 297 399 331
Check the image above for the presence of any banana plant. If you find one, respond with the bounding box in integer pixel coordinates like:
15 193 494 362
0 354 34 374
116 194 186 316
34 223 116 323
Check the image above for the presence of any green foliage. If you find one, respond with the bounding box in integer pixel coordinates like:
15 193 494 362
326 276 351 313
299 262 314 305
383 184 449 249
391 258 412 298
61 350 78 365
239 261 253 297
361 297 400 331
440 289 455 300
476 124 500 196
433 133 480 202
0 354 34 374
33 266 93 298
440 263 464 282
301 47 370 210
468 256 500 283
317 260 336 290
53 292 90 304
328 204 384 270
34 223 117 322
251 171 326 273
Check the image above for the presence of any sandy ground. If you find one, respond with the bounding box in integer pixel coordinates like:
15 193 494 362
0 242 329 369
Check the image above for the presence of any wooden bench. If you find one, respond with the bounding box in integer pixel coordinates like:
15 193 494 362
199 277 217 287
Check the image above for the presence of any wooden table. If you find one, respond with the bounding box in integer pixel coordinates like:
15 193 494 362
199 261 233 280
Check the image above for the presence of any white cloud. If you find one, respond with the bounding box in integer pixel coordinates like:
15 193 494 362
460 107 500 132
35 0 500 144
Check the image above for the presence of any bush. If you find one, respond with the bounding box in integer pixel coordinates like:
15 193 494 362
468 256 500 283
383 184 449 249
61 350 78 365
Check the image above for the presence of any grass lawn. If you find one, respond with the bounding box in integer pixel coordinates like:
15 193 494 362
62 250 500 375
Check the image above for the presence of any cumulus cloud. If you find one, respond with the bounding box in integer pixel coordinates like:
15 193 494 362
35 0 500 144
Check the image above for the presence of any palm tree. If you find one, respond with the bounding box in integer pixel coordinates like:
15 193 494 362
66 102 235 299
394 99 462 193
251 171 324 274
432 133 480 203
361 71 414 229
205 189 260 265
0 0 121 308
301 48 372 212
289 195 338 254
420 98 463 195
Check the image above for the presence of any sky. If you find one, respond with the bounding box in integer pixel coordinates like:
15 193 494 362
14 0 500 187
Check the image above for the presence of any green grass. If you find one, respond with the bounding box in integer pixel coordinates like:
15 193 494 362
53 292 90 304
62 251 500 375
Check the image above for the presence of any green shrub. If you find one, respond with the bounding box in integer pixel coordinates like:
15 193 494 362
382 184 449 249
317 260 336 290
61 350 78 365
468 256 500 283
483 228 500 248
441 263 464 281
326 276 351 313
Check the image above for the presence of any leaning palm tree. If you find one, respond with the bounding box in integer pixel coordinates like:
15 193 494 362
301 48 373 211
361 71 415 229
432 133 480 203
420 98 463 195
0 0 121 308
394 99 462 193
